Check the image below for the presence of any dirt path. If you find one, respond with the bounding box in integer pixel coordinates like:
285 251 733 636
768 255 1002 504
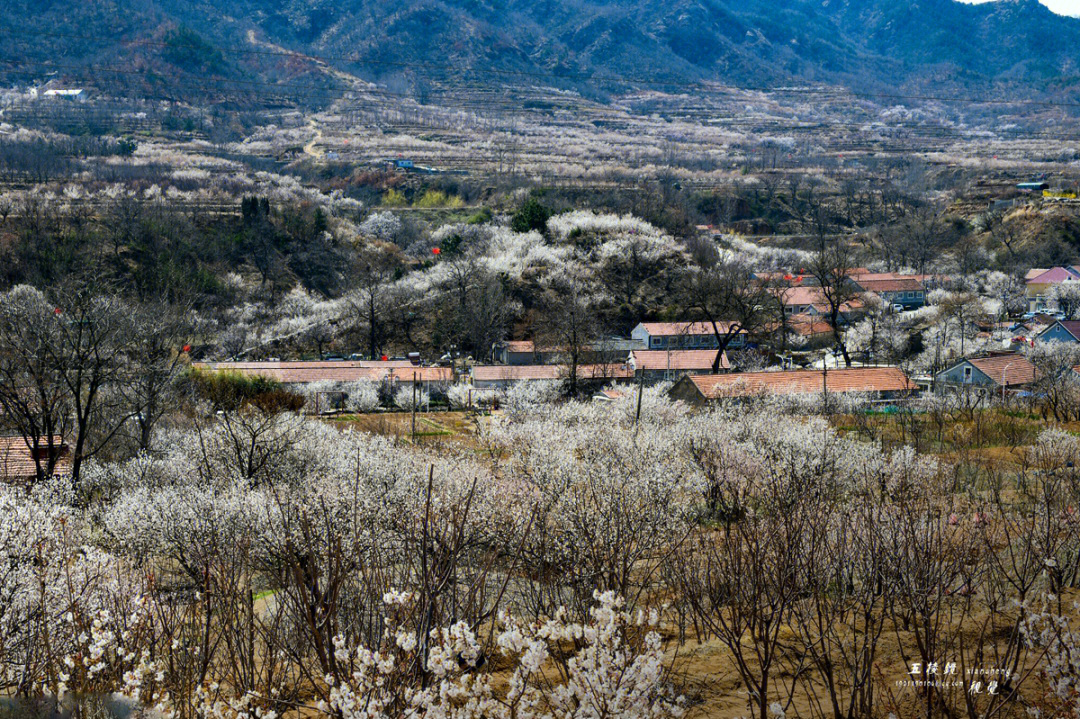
245 29 375 159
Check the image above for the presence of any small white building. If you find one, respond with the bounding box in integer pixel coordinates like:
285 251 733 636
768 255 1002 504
42 88 86 101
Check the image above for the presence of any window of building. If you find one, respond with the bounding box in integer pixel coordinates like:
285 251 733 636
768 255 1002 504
963 366 972 383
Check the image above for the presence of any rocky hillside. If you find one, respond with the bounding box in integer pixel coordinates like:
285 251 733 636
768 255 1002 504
3 0 1079 103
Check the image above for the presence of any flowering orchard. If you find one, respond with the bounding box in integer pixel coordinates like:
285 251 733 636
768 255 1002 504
2 389 1080 718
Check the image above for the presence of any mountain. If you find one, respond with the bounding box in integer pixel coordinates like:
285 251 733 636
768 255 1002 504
3 0 1079 104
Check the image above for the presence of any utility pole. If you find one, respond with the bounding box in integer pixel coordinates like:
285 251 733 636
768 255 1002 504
412 371 417 442
635 367 645 424
822 361 829 414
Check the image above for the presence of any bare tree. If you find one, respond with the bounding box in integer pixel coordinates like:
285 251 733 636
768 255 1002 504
537 269 604 398
347 245 401 361
122 298 201 450
0 283 139 488
0 286 74 481
809 234 861 367
681 241 770 373
51 285 140 488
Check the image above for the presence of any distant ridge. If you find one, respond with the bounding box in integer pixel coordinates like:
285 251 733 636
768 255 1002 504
2 0 1079 102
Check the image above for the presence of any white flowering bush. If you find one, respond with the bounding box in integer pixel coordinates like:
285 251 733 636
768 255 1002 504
547 210 659 242
393 385 429 411
1023 600 1080 719
359 211 403 243
503 379 565 419
302 380 381 413
327 591 683 719
0 358 1076 717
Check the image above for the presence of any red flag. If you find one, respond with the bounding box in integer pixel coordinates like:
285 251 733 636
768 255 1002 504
783 274 793 281
381 355 388 361
182 344 192 353
432 247 441 255
53 308 62 315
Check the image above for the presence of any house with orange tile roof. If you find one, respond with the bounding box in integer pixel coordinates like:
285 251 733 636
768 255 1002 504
848 273 928 310
628 349 729 381
669 367 915 405
935 352 1037 393
0 435 71 483
772 286 864 321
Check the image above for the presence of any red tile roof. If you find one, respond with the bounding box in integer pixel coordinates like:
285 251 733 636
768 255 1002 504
193 362 451 384
966 354 1037 387
502 341 535 353
685 367 914 399
853 277 926 293
787 315 834 337
630 350 729 371
0 436 71 482
471 364 633 382
775 286 863 312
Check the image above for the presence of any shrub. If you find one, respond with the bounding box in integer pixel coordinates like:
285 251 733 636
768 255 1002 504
189 370 304 413
382 189 408 207
467 207 493 225
415 190 464 208
511 197 551 234
393 385 429 411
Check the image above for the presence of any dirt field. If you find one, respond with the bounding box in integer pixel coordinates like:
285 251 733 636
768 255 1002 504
326 409 488 447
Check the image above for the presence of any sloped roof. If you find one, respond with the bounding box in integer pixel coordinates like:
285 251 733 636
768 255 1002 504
631 350 729 371
787 315 835 337
1026 267 1080 285
853 277 926 293
684 367 913 399
1040 321 1080 341
471 364 633 381
200 360 415 369
776 286 864 312
193 362 451 384
634 321 745 337
0 436 70 481
962 354 1037 387
849 272 933 283
501 340 535 353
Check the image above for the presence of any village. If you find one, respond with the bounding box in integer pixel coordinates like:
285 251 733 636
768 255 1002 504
6 3 1080 715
